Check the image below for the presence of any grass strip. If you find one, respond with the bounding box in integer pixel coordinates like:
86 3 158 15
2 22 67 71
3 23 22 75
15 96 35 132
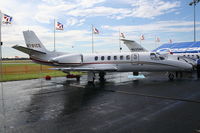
0 71 67 82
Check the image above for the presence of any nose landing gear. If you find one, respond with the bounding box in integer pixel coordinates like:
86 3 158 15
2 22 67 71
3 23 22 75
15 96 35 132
168 73 175 81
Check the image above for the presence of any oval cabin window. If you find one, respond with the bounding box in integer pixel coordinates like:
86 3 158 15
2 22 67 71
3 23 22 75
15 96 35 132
95 56 98 61
107 56 111 60
114 56 117 60
101 56 105 60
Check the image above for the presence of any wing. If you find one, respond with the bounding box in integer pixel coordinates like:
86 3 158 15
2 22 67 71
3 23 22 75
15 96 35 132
50 64 118 72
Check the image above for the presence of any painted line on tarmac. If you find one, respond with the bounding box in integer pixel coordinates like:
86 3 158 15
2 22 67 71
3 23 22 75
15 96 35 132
31 89 66 95
106 90 200 104
70 84 85 88
31 84 85 95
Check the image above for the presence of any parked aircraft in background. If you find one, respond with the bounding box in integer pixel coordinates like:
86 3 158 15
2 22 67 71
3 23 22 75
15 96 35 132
154 41 200 61
123 39 200 64
13 31 193 83
123 39 200 78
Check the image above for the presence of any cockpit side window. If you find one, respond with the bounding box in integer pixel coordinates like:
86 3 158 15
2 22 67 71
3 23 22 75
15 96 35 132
126 55 130 60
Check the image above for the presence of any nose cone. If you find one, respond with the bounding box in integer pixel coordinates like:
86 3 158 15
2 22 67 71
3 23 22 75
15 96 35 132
180 62 193 71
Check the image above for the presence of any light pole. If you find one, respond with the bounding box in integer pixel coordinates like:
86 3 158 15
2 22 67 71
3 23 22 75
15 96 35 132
189 0 199 42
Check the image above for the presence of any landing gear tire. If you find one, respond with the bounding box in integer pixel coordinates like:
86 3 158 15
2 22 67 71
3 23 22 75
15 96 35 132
133 72 139 76
99 72 106 82
197 65 200 79
76 76 80 81
87 72 95 84
168 73 175 81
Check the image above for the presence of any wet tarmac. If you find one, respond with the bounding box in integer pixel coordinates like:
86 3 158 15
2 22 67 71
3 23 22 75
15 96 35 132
1 72 200 133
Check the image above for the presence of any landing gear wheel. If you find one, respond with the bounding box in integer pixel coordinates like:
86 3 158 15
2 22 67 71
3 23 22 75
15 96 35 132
168 73 175 81
99 72 106 82
87 72 95 84
76 76 80 81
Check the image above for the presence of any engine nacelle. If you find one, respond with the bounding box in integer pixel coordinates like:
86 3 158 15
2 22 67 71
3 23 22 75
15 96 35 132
51 54 82 64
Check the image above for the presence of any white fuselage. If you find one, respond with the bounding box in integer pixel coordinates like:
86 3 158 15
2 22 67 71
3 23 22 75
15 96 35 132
31 51 193 72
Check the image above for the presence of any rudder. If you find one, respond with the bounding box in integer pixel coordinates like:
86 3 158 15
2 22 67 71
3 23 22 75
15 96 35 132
23 30 48 53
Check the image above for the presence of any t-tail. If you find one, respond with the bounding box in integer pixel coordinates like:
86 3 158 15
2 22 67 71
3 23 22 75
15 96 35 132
121 39 148 52
23 30 48 54
13 30 49 55
13 30 68 66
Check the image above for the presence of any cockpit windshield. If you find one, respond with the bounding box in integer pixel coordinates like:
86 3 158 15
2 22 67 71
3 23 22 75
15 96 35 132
150 52 167 60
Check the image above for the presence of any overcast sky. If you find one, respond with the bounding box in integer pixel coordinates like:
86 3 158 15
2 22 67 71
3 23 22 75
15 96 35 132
0 0 200 57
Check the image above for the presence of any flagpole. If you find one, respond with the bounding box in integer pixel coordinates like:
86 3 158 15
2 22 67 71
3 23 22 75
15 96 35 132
0 10 6 133
54 19 56 51
0 10 3 81
92 25 94 53
119 29 121 52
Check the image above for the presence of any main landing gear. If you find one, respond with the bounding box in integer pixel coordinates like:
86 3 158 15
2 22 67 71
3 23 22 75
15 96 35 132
87 72 106 84
99 72 106 82
87 72 95 84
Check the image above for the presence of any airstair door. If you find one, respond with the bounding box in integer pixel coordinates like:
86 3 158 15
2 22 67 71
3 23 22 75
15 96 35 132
131 53 139 64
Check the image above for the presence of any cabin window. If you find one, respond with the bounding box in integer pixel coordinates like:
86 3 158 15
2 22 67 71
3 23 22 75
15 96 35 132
126 55 130 60
107 56 111 60
95 56 98 61
114 56 117 60
120 55 123 60
187 55 190 57
101 56 105 60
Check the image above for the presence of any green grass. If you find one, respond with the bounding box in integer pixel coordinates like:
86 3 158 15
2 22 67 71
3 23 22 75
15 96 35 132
2 63 36 67
0 60 85 82
0 71 67 82
1 60 32 63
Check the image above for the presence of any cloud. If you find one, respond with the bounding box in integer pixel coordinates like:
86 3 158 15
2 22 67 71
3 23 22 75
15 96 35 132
35 0 181 24
128 0 180 18
102 20 200 33
66 6 130 19
66 17 85 26
65 0 180 19
35 0 106 23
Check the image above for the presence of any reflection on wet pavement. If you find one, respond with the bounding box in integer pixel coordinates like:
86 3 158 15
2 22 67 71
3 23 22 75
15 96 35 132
1 72 200 133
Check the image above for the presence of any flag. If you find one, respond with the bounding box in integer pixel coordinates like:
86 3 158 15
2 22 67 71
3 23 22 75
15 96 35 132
2 14 12 24
120 33 125 38
169 39 172 43
156 37 160 42
140 34 144 40
93 27 99 34
55 22 64 30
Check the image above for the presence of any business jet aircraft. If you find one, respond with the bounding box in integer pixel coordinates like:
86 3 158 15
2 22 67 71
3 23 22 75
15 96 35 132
12 31 193 83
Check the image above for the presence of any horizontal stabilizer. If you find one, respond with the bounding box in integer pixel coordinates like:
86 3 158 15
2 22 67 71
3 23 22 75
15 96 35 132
12 45 46 55
121 39 148 52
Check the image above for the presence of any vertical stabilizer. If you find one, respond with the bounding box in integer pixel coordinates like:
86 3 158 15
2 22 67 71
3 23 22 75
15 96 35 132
23 30 48 53
121 39 148 52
